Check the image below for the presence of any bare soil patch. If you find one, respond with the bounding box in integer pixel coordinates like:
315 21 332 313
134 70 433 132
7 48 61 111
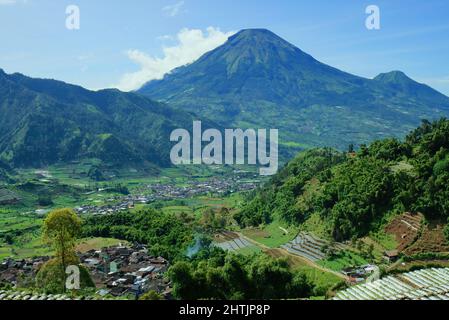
214 231 240 243
385 212 423 251
404 220 449 255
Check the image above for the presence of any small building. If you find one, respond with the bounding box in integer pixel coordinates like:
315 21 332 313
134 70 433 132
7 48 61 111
384 250 399 263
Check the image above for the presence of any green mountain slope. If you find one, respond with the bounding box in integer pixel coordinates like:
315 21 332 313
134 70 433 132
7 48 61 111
139 29 449 155
0 69 207 169
236 118 449 242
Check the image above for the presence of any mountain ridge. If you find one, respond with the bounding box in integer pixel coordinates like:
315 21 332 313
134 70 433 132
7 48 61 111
0 69 212 170
139 29 449 155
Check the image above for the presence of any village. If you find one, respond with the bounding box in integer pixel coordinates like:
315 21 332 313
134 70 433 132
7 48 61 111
75 176 258 216
0 243 171 299
146 176 258 199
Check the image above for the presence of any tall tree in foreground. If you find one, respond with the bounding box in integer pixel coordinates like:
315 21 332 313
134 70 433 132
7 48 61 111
37 208 93 293
43 208 82 273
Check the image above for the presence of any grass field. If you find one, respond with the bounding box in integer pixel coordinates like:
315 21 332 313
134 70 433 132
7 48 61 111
235 245 263 256
243 220 297 248
318 251 368 272
264 247 343 296
296 264 344 295
0 237 52 260
1 236 127 260
158 193 244 219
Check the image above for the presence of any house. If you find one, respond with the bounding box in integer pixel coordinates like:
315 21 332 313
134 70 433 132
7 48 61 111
1 244 170 299
384 250 399 263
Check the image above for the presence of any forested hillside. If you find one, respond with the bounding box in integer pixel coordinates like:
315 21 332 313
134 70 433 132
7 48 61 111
0 69 210 169
236 118 449 241
140 29 449 154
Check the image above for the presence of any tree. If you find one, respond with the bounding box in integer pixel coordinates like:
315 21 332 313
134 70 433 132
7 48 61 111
4 234 13 245
43 208 82 280
444 222 449 244
38 193 53 206
139 290 163 300
169 249 314 300
348 144 354 153
36 258 94 294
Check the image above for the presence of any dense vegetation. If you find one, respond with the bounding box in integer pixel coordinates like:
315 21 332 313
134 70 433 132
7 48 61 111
0 68 215 169
169 247 314 300
238 119 449 242
81 208 195 261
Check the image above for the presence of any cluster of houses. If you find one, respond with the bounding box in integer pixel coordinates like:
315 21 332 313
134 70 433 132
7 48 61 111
74 195 144 215
79 244 171 298
0 257 48 288
0 244 171 299
74 177 258 216
147 177 258 200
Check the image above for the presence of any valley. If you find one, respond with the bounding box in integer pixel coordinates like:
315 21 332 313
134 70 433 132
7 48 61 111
1 27 449 302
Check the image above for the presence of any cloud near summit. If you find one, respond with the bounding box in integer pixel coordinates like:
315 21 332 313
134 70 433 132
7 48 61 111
115 27 235 92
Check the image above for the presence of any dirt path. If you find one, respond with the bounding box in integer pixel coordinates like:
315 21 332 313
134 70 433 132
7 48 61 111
237 232 348 281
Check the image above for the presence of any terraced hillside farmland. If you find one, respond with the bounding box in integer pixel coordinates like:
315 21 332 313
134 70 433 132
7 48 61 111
281 233 344 262
0 189 20 205
404 221 449 255
213 231 260 254
334 268 449 300
385 212 423 252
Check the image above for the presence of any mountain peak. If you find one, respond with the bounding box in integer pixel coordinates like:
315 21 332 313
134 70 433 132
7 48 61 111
375 70 449 100
232 28 278 38
374 71 413 83
183 28 316 75
227 28 295 49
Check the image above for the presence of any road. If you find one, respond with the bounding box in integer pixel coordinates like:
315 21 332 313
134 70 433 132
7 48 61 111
237 231 348 281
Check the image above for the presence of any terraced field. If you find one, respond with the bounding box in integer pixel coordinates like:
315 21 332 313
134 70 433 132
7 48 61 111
334 268 449 300
385 212 423 251
213 231 258 253
281 232 344 262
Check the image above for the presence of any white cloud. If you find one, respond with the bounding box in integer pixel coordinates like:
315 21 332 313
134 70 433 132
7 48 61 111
162 1 185 17
115 27 235 92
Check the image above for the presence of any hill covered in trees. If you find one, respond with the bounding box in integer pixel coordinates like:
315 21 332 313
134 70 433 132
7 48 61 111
236 118 449 242
0 69 212 170
81 209 195 261
169 247 314 300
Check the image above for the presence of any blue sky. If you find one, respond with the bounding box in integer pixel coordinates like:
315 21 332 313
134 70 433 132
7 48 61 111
1 0 449 94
